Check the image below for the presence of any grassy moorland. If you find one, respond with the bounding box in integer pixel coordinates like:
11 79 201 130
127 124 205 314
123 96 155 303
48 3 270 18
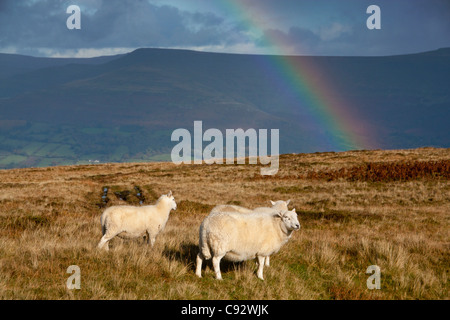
0 147 448 299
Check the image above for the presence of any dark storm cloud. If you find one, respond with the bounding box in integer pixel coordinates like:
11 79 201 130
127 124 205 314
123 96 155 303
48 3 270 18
254 0 450 56
259 27 321 55
0 0 245 56
0 0 449 57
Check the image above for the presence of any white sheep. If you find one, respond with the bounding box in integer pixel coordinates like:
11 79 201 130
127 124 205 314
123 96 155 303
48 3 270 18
210 199 291 266
253 200 291 214
195 208 300 280
97 191 177 251
210 204 253 214
211 200 290 215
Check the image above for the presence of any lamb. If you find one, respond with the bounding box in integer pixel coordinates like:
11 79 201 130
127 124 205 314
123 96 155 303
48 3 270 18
97 191 177 251
210 199 291 267
195 208 300 280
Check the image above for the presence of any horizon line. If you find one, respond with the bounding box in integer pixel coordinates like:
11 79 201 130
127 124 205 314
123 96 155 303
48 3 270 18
1 46 448 60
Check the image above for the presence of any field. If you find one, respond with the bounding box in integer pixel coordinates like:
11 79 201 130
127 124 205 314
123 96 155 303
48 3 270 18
0 147 448 299
0 122 173 169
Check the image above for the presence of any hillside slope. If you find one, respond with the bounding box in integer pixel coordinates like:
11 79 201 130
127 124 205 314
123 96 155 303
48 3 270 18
0 48 449 168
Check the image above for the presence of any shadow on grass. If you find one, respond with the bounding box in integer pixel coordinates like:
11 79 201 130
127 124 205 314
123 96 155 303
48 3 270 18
162 242 246 274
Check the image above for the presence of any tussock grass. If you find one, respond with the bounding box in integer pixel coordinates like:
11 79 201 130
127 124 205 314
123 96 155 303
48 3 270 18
0 147 448 299
305 160 450 182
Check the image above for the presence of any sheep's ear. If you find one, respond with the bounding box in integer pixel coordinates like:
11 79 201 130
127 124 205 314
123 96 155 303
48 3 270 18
270 200 275 206
292 208 296 213
167 190 172 197
286 199 291 205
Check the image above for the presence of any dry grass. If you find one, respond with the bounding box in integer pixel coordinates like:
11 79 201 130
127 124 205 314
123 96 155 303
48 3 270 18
305 160 450 182
0 147 448 300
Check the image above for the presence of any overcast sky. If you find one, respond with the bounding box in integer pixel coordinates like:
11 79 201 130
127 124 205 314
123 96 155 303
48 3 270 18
0 0 449 57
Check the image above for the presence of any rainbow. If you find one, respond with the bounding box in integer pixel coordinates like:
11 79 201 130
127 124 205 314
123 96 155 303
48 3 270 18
218 1 375 151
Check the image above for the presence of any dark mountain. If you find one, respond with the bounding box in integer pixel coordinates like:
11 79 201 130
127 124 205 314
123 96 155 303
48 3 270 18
0 52 124 80
0 48 448 169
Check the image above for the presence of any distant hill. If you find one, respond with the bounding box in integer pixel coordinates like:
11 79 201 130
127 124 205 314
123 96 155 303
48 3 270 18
0 52 123 81
0 48 449 169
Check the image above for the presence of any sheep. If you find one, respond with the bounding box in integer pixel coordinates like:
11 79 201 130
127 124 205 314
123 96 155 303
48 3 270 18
97 191 177 251
253 200 290 215
210 204 253 214
210 199 291 266
195 208 300 280
210 200 290 215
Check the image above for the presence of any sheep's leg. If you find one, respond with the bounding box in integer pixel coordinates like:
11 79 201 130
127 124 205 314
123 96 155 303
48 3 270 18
265 256 270 267
257 256 266 280
195 253 203 278
97 237 108 250
98 234 116 251
97 226 121 251
144 230 156 248
212 254 225 280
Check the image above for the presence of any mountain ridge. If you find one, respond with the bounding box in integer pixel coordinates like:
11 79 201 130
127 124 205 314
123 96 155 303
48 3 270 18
0 47 448 169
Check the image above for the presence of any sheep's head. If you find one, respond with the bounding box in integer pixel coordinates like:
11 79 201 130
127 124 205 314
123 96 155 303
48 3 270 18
278 208 300 231
270 199 290 212
164 190 177 211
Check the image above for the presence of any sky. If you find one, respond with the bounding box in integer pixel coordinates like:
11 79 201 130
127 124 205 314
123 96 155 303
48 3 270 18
0 0 449 58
